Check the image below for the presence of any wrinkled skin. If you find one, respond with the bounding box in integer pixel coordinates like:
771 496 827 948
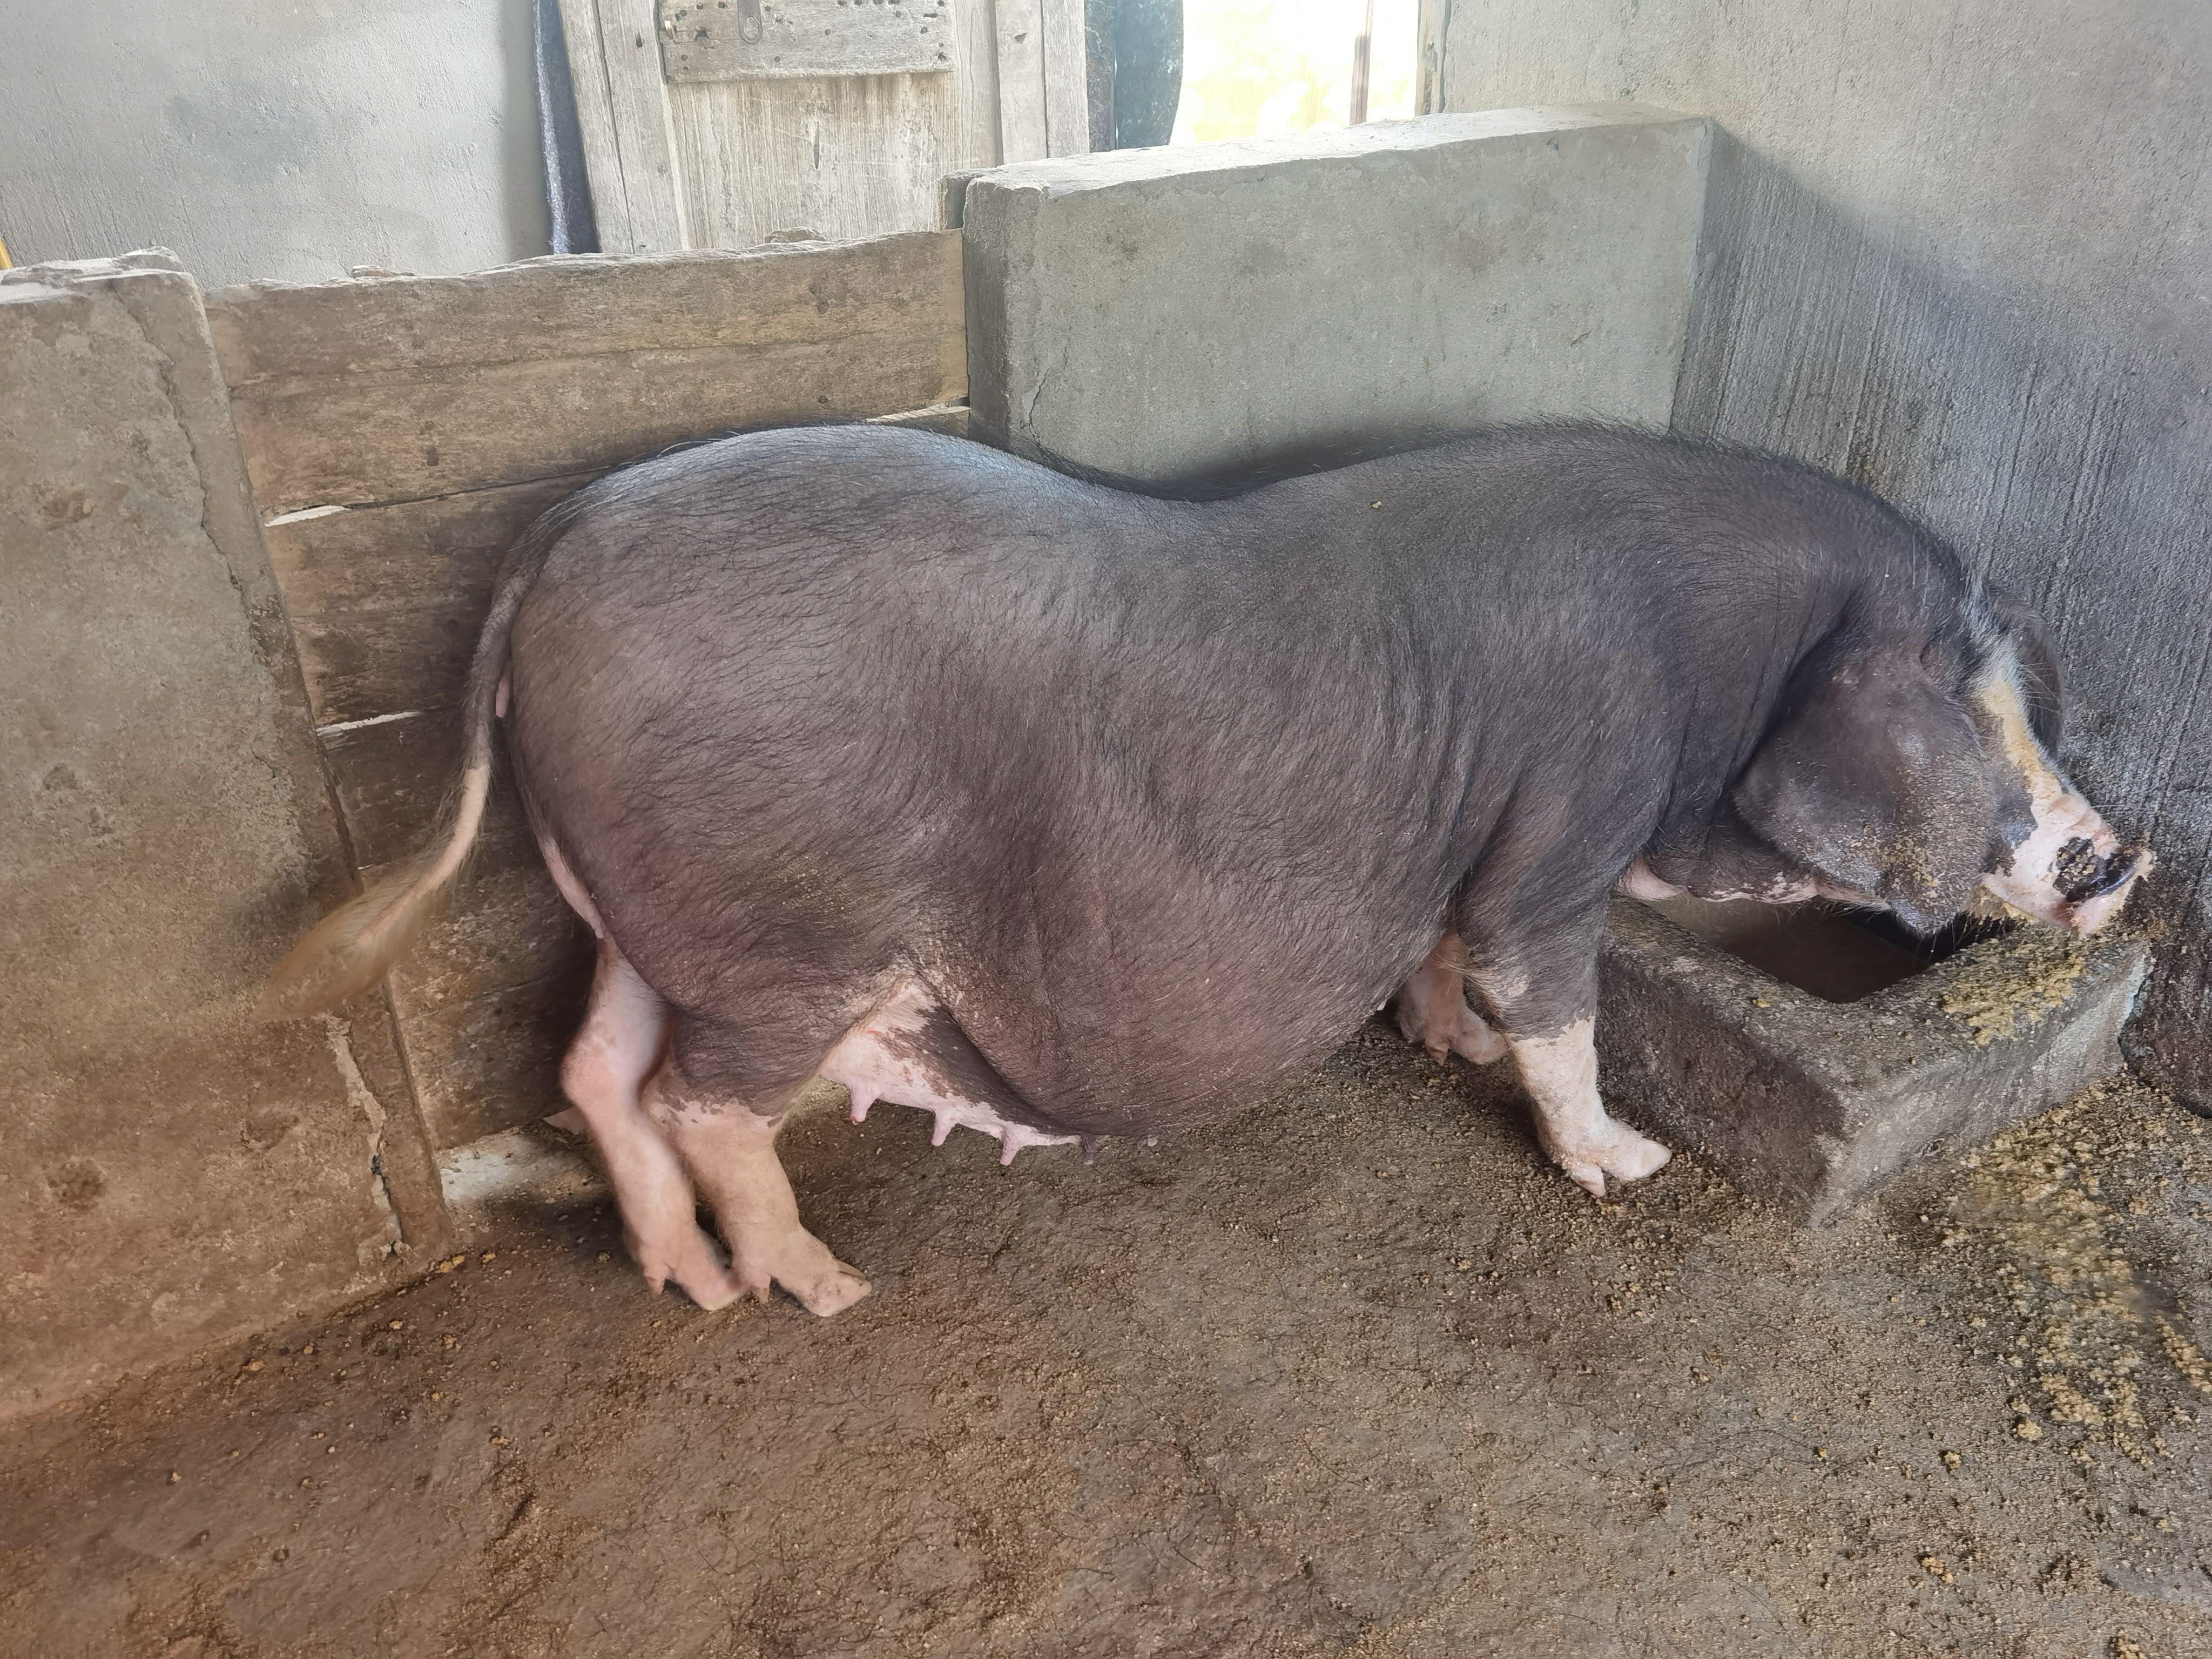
480 424 2148 1312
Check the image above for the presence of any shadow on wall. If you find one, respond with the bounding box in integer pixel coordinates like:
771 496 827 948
1675 129 2212 1107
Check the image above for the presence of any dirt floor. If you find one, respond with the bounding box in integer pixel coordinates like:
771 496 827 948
5 1022 2211 1658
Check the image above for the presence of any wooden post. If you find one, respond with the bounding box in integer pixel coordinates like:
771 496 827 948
1350 0 1377 124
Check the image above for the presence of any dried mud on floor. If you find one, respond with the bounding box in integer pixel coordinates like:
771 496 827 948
5 1026 2211 1658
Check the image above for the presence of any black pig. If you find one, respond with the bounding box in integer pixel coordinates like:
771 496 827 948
265 424 2148 1314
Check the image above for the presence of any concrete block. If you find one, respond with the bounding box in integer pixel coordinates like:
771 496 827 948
961 105 1710 481
1597 899 2150 1225
0 255 449 1421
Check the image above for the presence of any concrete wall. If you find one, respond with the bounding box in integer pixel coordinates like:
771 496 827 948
961 106 1709 481
0 255 451 1422
0 0 549 287
1432 2 2212 1108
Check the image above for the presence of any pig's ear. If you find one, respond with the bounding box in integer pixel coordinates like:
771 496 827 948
1730 658 1997 934
1984 583 2065 751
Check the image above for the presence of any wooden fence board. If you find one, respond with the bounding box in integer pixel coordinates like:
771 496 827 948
656 0 955 82
318 714 539 873
383 854 588 1014
208 232 966 511
994 0 1050 163
667 75 961 249
1040 0 1090 157
395 967 594 1147
557 0 692 253
954 0 1004 169
338 727 594 1148
266 476 593 730
210 235 965 381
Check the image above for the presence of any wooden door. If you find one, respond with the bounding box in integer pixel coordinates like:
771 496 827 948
558 0 1089 253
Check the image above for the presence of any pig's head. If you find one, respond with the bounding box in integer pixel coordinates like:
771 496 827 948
1645 589 2151 936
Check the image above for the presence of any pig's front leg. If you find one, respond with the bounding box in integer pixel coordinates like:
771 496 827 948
1459 909 1671 1198
1503 1017 1671 1198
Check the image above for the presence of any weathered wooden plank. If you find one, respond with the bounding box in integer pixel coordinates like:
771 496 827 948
393 965 595 1147
265 476 591 729
315 713 540 872
869 400 970 436
207 231 966 511
319 714 456 871
667 78 961 248
208 232 964 385
556 0 643 252
1040 0 1090 158
995 0 1050 161
953 0 1003 170
1415 0 1451 116
313 697 591 1149
658 0 954 82
558 0 691 253
228 336 959 512
335 733 594 1148
380 849 591 1016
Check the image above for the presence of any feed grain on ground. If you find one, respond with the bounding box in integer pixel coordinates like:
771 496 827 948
1 1028 2207 1656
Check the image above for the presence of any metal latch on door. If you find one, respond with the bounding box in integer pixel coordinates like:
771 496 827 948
657 0 955 82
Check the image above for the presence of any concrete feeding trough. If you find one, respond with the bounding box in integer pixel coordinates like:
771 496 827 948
1596 896 2150 1224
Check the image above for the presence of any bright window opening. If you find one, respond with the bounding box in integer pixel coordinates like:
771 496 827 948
1172 0 1420 143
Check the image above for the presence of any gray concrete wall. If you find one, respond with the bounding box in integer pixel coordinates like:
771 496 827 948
0 254 450 1422
961 107 1709 481
0 0 549 286
1434 2 2212 1107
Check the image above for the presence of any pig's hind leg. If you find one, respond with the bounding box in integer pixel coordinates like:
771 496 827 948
1391 934 1508 1065
644 1019 872 1317
561 943 747 1310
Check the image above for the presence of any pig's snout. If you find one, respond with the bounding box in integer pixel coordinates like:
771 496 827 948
2052 839 2153 934
1980 799 2152 935
2054 838 2139 907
